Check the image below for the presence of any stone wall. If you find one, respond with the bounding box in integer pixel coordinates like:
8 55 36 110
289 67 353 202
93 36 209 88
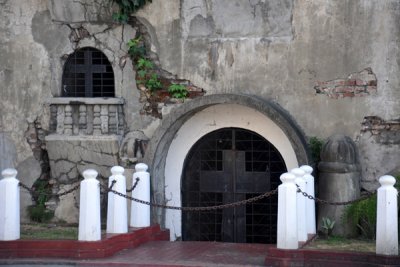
136 0 400 190
1 0 400 222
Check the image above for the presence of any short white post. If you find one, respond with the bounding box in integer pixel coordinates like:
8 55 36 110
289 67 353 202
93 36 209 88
79 169 101 241
300 165 316 236
277 172 298 249
106 166 128 234
376 175 398 255
130 163 150 227
291 167 307 243
0 168 20 240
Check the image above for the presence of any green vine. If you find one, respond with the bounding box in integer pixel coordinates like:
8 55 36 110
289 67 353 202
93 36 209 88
168 83 188 99
127 36 189 99
112 0 152 23
27 179 54 223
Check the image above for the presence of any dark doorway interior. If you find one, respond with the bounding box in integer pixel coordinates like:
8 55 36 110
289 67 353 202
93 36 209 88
182 128 287 244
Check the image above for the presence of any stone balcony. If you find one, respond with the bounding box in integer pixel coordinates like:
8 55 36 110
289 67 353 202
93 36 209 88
47 97 125 136
44 97 126 223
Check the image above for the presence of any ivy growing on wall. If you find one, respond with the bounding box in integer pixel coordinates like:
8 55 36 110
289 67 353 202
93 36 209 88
112 0 152 23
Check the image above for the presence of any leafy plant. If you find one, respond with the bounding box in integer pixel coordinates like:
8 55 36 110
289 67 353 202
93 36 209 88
309 136 324 164
345 195 377 239
112 0 152 23
27 179 54 223
137 69 148 80
136 58 153 70
127 37 145 59
344 175 400 240
168 83 189 99
321 217 335 236
146 73 162 92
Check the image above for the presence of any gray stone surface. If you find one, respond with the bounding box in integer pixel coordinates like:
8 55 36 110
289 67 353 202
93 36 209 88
1 0 400 225
16 156 41 222
318 134 361 237
46 135 119 222
49 0 114 23
0 133 17 171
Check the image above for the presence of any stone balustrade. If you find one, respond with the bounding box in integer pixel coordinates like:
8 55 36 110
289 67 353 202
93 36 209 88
48 97 125 136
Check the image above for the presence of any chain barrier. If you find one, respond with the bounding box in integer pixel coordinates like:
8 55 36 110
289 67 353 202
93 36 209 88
100 180 117 195
102 184 278 211
126 178 140 193
20 178 377 209
296 184 376 205
19 181 81 198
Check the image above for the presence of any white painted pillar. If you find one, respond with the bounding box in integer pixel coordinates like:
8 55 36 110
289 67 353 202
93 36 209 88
0 168 20 240
79 169 101 241
130 163 150 227
277 172 298 249
291 167 307 243
106 166 128 234
376 175 398 255
300 165 316 236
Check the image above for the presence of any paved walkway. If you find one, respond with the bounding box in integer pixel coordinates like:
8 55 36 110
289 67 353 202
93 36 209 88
0 241 271 267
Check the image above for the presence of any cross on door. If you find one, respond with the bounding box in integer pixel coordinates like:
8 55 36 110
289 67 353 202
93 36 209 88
66 49 107 97
200 150 270 242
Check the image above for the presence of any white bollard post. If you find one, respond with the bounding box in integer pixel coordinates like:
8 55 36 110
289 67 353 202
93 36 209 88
376 175 398 255
130 163 150 227
106 166 128 234
300 165 316 236
277 172 298 249
291 167 307 243
79 169 101 241
0 169 20 240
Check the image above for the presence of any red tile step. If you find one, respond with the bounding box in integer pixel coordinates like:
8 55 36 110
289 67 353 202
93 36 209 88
265 246 400 267
0 224 169 259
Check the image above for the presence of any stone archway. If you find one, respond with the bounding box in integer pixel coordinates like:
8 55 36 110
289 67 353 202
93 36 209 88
144 94 310 240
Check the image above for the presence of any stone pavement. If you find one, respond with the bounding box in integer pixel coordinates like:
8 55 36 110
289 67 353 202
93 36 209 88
0 241 271 267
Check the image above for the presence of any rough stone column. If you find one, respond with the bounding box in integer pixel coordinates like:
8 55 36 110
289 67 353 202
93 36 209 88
318 134 361 237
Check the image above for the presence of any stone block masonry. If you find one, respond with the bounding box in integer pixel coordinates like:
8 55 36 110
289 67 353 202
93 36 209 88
314 68 377 98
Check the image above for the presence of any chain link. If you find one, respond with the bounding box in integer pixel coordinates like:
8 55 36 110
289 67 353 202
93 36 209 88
296 185 376 205
19 181 81 198
19 179 378 208
126 178 140 193
102 184 278 211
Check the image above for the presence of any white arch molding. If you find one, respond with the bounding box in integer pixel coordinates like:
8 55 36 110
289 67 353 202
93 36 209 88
164 104 298 240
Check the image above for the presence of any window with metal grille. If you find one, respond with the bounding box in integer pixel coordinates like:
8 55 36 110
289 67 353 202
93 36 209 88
62 47 115 97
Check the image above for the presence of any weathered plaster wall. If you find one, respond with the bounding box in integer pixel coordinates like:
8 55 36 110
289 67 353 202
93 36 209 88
137 0 400 189
0 0 52 221
1 0 400 223
0 0 152 222
137 0 400 137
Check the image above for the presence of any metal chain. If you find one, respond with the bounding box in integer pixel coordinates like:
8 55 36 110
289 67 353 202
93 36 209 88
19 181 81 198
100 180 117 195
296 185 376 205
126 178 140 193
103 185 278 211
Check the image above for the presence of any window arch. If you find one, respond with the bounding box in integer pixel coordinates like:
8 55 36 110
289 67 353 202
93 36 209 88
62 47 115 97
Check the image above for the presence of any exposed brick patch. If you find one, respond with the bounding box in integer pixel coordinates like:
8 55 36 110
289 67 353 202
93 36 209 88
361 116 400 135
314 68 377 98
361 116 400 144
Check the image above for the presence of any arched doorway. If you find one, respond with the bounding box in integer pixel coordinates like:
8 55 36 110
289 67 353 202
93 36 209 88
182 128 286 243
144 94 310 240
